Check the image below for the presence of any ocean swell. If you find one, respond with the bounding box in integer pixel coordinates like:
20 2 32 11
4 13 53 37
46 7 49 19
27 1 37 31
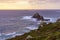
0 16 57 40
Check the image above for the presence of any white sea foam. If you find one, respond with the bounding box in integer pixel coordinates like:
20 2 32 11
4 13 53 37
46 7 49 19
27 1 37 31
0 32 17 40
15 34 24 36
25 25 38 30
4 25 38 40
21 16 57 23
0 16 57 40
21 16 32 19
4 32 16 36
21 16 37 22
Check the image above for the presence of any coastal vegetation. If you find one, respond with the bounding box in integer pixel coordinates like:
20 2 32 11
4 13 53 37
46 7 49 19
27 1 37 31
7 18 60 40
7 13 60 40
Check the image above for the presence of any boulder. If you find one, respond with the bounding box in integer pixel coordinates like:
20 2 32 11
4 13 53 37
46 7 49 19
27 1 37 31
32 12 44 21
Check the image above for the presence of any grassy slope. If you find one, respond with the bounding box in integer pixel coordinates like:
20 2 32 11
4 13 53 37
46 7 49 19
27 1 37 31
7 21 60 40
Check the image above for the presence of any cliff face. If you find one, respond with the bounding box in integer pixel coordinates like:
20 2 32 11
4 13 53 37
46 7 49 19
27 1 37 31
32 12 44 21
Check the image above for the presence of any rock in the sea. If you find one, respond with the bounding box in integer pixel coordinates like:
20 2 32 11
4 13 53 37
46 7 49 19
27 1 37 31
32 12 44 21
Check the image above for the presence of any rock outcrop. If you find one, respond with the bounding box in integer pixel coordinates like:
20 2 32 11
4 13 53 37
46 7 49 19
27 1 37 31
32 12 44 21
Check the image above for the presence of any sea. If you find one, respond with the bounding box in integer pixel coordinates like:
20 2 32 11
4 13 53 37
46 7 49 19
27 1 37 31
0 10 60 40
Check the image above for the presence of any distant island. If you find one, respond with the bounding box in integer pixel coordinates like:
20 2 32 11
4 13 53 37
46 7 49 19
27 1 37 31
7 13 60 40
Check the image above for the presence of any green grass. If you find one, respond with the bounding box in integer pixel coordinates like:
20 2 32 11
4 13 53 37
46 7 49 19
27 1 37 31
7 20 60 40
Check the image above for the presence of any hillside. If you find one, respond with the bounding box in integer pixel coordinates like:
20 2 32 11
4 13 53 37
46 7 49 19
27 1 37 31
7 19 60 40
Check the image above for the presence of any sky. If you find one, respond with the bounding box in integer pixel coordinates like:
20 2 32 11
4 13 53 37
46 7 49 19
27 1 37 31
0 0 60 10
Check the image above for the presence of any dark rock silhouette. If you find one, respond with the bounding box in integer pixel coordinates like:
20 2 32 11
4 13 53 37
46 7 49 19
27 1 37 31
32 12 44 21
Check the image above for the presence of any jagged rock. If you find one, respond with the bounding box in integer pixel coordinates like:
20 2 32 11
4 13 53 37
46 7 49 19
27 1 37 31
32 12 44 20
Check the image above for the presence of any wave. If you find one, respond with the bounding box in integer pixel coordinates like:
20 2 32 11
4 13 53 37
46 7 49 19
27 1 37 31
21 16 37 22
0 25 38 40
0 16 57 40
25 25 38 30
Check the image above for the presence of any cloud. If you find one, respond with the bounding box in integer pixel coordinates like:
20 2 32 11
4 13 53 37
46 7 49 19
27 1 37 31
0 0 60 4
29 0 46 5
0 0 19 3
48 0 60 2
29 0 60 5
0 0 60 9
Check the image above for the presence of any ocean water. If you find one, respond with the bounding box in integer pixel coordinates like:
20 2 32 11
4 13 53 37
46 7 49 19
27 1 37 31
0 16 39 40
0 10 60 40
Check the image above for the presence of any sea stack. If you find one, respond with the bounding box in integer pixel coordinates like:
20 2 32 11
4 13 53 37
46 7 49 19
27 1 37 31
32 12 44 21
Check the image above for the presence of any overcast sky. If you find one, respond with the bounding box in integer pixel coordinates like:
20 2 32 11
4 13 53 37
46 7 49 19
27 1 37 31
0 0 60 10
